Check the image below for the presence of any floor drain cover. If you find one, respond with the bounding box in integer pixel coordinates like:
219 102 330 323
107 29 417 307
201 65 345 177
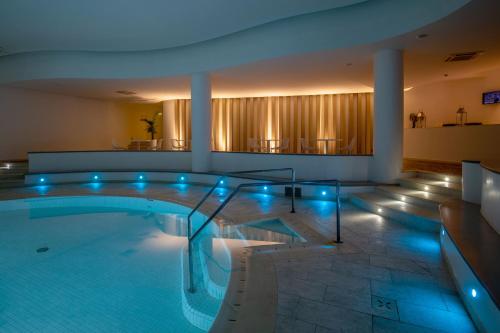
371 295 399 320
36 246 49 253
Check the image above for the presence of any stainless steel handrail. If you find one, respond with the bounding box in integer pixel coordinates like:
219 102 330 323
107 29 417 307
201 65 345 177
186 168 296 238
187 178 341 292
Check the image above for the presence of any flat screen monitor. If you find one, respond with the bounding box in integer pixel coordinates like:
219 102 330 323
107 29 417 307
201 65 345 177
482 90 500 104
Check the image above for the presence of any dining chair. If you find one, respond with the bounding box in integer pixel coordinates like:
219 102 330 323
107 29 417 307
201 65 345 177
171 139 189 151
248 138 262 152
270 138 289 153
300 138 319 154
339 137 357 155
111 139 126 150
156 138 163 151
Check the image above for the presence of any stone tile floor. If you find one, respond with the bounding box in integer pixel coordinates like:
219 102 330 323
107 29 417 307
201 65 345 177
0 182 477 333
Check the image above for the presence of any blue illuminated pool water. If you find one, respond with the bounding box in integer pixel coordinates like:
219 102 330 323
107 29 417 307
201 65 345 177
0 196 299 333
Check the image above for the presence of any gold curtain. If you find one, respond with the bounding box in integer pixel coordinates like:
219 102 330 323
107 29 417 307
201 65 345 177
166 93 373 154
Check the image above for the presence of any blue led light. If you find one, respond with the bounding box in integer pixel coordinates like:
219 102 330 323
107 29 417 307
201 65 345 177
40 177 45 183
219 180 224 185
442 229 445 236
138 175 144 180
264 186 268 191
180 176 185 181
93 175 99 181
321 191 327 196
471 289 477 298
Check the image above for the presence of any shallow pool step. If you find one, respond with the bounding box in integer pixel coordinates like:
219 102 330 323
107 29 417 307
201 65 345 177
376 185 452 210
197 239 231 300
181 247 223 331
398 177 461 198
350 192 441 232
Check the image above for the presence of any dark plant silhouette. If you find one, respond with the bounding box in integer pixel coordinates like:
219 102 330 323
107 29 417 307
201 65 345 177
140 113 160 139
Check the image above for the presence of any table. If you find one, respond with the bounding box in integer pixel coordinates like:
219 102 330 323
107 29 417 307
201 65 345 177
128 140 153 150
261 139 281 153
316 138 342 154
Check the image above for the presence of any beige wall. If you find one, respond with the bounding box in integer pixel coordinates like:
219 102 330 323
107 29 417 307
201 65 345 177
404 125 500 163
404 68 500 128
0 86 131 160
0 87 166 160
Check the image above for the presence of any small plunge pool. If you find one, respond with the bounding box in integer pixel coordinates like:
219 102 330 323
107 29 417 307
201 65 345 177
0 196 301 333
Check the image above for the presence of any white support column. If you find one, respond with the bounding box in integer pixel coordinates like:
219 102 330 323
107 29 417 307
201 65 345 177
162 100 176 150
191 72 212 172
371 49 403 182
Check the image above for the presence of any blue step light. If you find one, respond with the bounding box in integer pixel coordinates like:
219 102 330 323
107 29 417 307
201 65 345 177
39 177 45 183
93 175 99 181
471 288 477 298
263 186 268 191
138 174 144 181
179 176 185 182
321 191 327 196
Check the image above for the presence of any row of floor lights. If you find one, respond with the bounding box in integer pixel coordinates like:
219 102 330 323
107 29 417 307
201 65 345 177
440 227 478 300
38 173 189 184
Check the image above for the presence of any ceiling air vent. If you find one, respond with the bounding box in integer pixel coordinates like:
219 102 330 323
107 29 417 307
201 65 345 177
115 90 136 95
445 51 482 62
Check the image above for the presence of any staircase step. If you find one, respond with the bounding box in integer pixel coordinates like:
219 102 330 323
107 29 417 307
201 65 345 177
0 179 25 188
416 171 461 184
350 192 441 232
376 186 452 210
0 173 25 179
398 177 461 198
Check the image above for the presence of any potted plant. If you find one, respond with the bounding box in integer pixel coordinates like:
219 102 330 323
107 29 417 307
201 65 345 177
140 112 160 140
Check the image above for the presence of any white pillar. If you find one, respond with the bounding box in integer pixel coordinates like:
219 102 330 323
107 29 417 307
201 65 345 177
191 72 212 172
162 100 176 150
371 49 403 182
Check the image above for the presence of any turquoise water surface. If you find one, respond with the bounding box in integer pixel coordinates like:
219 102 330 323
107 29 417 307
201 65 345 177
0 196 298 333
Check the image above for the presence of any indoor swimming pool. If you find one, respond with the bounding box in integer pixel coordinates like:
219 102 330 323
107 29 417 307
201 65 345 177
0 196 300 332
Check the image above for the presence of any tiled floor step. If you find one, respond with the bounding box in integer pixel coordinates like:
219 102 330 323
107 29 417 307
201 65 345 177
376 185 452 210
0 173 25 180
415 171 462 184
350 192 441 232
0 179 25 188
398 177 461 198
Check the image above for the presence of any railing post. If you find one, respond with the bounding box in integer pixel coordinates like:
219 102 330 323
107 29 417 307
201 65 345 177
188 240 196 293
291 170 296 213
335 181 342 243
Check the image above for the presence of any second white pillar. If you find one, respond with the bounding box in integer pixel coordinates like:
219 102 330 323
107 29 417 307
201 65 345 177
191 72 212 172
371 49 404 183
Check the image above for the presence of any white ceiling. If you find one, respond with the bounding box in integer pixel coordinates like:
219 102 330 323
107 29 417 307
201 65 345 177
0 0 365 55
5 0 500 102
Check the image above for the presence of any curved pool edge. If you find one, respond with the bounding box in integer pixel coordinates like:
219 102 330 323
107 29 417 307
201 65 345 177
210 246 278 333
0 194 232 332
0 192 293 333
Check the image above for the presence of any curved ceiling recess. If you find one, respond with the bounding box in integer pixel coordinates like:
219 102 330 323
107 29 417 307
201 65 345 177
0 0 469 83
0 0 366 53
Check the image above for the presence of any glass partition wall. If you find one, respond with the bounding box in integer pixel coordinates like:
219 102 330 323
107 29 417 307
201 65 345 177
166 93 373 155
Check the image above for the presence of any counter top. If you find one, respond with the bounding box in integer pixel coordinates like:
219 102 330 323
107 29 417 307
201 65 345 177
481 160 500 174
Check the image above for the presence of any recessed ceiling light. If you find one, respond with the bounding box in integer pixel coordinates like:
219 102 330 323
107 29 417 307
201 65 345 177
404 87 414 92
115 90 136 95
416 33 429 39
346 63 353 66
444 73 449 77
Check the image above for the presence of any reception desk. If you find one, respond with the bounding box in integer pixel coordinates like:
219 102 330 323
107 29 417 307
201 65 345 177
404 124 500 163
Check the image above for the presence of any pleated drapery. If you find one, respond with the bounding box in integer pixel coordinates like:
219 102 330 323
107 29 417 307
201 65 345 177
166 93 373 154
